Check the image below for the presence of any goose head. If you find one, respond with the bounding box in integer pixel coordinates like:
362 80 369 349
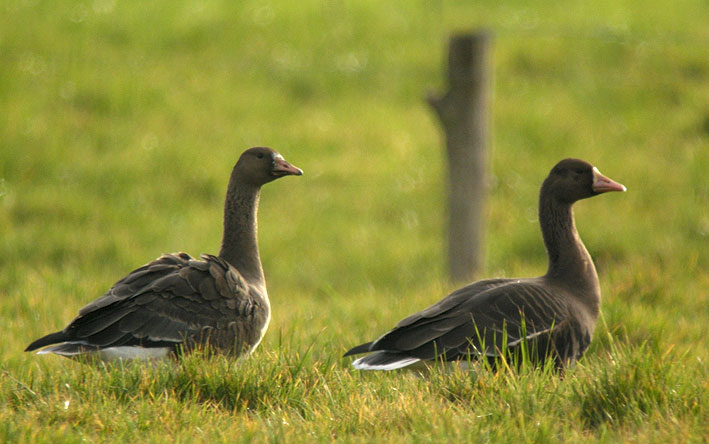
542 158 626 204
234 147 303 186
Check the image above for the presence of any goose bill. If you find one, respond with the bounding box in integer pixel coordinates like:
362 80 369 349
591 167 626 193
272 156 303 176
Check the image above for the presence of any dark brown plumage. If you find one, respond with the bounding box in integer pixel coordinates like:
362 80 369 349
25 147 302 361
344 158 626 371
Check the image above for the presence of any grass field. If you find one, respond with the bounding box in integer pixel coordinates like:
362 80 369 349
1 0 707 442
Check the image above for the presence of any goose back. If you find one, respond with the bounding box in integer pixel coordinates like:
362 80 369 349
347 277 593 370
26 253 270 358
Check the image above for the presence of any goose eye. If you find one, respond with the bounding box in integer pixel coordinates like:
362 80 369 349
257 153 264 159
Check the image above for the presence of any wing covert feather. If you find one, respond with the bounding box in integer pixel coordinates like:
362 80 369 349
61 253 261 351
372 279 571 360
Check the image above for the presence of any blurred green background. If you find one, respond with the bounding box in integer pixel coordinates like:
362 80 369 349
1 0 707 441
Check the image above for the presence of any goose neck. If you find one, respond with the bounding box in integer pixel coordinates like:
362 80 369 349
539 192 598 292
219 179 264 286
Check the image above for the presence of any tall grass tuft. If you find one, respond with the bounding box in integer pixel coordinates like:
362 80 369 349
571 334 704 429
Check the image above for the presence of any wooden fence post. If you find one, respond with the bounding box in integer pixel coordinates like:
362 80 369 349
427 31 492 282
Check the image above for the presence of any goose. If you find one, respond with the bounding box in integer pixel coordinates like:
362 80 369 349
344 158 625 371
25 147 302 362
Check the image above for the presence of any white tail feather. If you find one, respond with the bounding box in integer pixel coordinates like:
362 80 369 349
37 343 171 362
352 355 420 371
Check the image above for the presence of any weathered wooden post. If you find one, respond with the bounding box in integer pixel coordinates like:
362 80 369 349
427 31 492 282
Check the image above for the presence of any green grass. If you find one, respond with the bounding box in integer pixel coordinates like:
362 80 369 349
1 0 707 442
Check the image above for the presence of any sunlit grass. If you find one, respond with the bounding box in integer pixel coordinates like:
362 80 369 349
1 0 707 442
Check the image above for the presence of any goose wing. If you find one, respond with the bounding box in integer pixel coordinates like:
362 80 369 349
348 278 580 368
25 253 260 354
